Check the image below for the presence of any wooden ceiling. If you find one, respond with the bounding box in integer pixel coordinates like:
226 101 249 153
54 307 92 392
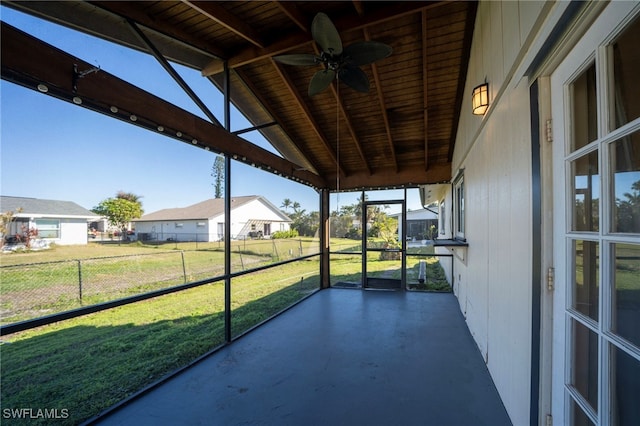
2 1 477 191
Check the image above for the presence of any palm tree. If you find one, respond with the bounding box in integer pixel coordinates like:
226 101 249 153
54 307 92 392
281 198 292 213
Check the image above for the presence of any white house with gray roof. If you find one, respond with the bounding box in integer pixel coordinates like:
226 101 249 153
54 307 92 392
132 195 291 242
1 196 100 246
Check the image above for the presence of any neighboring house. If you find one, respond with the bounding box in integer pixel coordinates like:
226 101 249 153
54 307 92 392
391 208 438 242
133 196 291 242
1 195 100 246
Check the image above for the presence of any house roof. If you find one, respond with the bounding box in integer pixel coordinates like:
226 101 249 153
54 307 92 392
0 195 100 219
135 195 291 222
1 1 477 192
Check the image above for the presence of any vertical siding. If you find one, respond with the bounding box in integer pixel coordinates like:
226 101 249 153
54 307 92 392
448 1 546 424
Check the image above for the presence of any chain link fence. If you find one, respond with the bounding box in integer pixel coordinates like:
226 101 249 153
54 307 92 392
1 238 321 326
1 252 199 325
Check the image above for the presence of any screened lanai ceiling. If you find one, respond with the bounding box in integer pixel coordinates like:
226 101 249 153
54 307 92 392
1 1 477 192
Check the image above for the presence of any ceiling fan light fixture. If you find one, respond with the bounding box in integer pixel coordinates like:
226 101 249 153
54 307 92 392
273 12 391 96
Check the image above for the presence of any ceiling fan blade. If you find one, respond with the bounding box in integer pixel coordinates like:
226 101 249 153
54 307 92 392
309 69 336 96
343 41 392 66
273 54 318 66
311 13 342 56
339 66 369 93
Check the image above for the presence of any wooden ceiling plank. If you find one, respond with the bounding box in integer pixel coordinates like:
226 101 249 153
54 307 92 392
275 1 309 32
234 68 323 175
364 28 397 173
0 22 325 189
89 1 227 59
182 0 266 49
422 9 430 171
202 1 449 76
331 84 371 176
352 1 365 17
271 61 343 176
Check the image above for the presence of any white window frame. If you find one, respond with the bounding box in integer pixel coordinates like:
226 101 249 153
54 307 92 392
453 172 465 240
35 219 60 239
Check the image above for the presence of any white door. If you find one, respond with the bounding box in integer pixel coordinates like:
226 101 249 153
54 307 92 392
550 3 640 425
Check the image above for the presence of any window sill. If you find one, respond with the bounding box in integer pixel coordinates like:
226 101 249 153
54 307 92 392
432 239 468 247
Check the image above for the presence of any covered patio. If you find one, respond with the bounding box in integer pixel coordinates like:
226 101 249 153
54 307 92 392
92 289 510 425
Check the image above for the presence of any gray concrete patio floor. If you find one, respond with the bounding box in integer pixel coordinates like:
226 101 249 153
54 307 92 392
94 289 512 426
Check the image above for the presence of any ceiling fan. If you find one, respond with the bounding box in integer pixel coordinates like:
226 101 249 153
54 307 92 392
274 13 392 96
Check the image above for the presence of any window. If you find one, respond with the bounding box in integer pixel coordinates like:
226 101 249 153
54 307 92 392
175 223 183 228
453 173 465 240
35 219 59 238
439 200 446 235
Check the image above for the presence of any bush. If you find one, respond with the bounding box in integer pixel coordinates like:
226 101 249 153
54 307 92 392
271 229 299 239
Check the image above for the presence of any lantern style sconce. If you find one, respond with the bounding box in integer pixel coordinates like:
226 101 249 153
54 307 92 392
472 82 489 115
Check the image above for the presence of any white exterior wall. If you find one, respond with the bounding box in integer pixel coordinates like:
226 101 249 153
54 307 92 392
134 220 213 242
133 198 290 242
8 217 91 245
230 199 290 238
58 219 90 245
447 1 549 424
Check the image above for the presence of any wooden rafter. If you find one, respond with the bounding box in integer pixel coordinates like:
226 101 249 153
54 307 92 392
275 1 309 33
271 61 343 176
234 67 322 175
202 1 448 76
422 9 430 170
182 1 266 49
89 1 227 60
364 28 397 173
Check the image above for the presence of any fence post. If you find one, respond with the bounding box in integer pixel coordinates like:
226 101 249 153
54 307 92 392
181 251 187 283
238 246 244 270
77 259 83 301
272 239 279 261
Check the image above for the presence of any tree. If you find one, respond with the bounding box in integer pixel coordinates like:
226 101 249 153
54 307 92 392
116 191 144 208
0 208 21 249
92 197 143 240
280 198 292 213
211 155 225 198
615 179 640 232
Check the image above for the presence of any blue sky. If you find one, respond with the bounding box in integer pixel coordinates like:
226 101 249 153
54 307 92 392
0 6 424 216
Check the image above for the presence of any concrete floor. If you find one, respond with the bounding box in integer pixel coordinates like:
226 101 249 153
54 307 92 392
94 289 512 426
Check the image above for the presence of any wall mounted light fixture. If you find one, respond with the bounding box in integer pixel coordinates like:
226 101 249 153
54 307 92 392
472 82 489 115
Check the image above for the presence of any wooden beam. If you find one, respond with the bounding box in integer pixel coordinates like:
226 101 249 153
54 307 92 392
182 1 267 48
422 9 430 171
89 1 227 60
337 163 452 191
352 0 365 17
202 1 448 76
365 28 397 173
271 61 343 176
234 68 322 175
0 22 325 189
275 1 309 32
322 37 371 177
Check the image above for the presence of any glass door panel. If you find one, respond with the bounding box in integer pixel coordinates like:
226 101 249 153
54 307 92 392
363 201 404 290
